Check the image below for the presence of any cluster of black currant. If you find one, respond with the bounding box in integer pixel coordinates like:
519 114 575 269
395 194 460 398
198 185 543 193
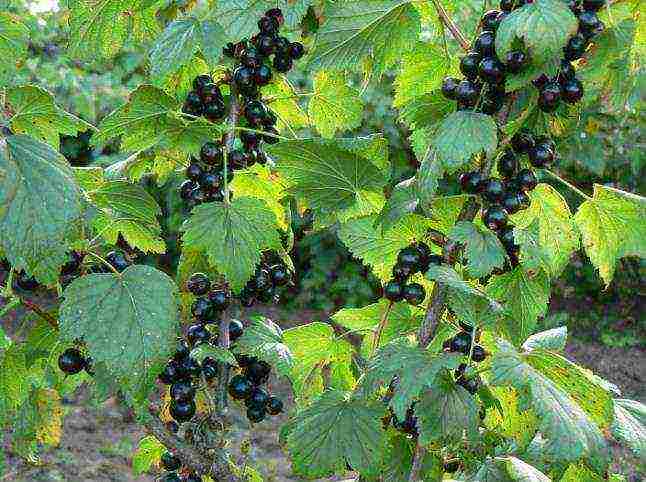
227 354 284 423
178 8 305 210
237 253 290 307
159 450 202 482
459 129 556 266
1 250 86 293
58 346 94 376
443 323 488 394
382 242 441 306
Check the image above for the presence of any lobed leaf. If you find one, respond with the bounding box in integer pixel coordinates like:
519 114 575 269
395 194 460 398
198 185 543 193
0 13 28 74
233 317 293 377
450 221 507 278
610 398 646 457
308 71 364 138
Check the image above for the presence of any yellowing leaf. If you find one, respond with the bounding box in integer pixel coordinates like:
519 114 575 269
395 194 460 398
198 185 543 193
308 71 364 138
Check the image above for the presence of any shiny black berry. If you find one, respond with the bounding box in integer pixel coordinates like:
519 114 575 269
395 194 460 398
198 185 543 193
511 129 535 154
455 80 480 107
58 348 86 375
246 360 271 384
244 100 268 125
267 396 284 415
273 54 293 73
397 246 422 270
170 380 196 403
158 360 181 385
187 273 210 296
483 205 508 231
472 345 487 362
193 74 212 93
202 357 219 380
204 101 226 122
441 77 460 100
481 9 503 30
258 15 279 34
106 250 129 272
517 169 538 191
200 172 223 192
482 178 505 203
479 57 505 84
459 171 484 194
564 34 588 61
505 50 528 74
449 332 472 354
228 375 253 400
288 42 305 59
187 324 211 346
233 66 256 92
240 129 261 149
174 339 191 361
170 399 196 423
200 142 223 167
180 180 197 200
186 163 203 181
578 10 600 33
383 280 404 302
460 51 481 79
229 319 245 342
392 262 413 281
498 226 516 249
474 31 496 56
557 60 576 84
403 283 425 305
245 387 270 409
562 78 584 104
528 143 555 167
256 34 276 56
538 82 562 112
207 289 231 312
254 64 273 86
247 405 266 423
200 83 222 104
501 191 522 214
161 451 181 471
497 150 518 178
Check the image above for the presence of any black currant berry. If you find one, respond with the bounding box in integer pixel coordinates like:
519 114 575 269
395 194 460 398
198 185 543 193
202 357 219 380
180 180 197 200
258 15 279 34
244 100 268 125
383 280 404 302
58 348 86 375
483 205 508 231
397 246 422 270
228 374 253 400
204 101 226 122
240 129 261 149
193 74 212 93
245 387 270 409
267 396 283 415
207 289 231 312
185 90 202 107
478 57 505 84
457 374 481 394
472 345 487 362
161 451 181 472
498 226 516 248
511 129 535 154
187 273 210 296
187 324 211 346
233 66 256 91
61 251 84 275
403 283 425 305
474 31 496 57
577 10 600 33
562 78 584 104
273 54 293 73
517 169 538 192
528 143 555 167
582 0 604 10
269 264 289 286
191 297 212 321
254 64 273 86
392 262 413 282
459 171 484 194
564 34 588 61
228 149 248 170
170 380 196 403
200 83 222 104
186 162 203 181
456 80 481 107
460 51 481 79
481 9 503 31
288 42 305 60
159 360 181 385
247 405 266 423
441 77 460 100
174 339 191 361
501 191 522 215
106 250 129 272
505 50 528 74
200 172 223 192
246 360 271 384
532 73 550 90
557 59 576 84
178 356 202 378
449 332 472 354
229 319 245 342
482 178 505 203
538 82 562 112
170 399 196 423
200 142 223 167
256 34 276 56
497 150 518 178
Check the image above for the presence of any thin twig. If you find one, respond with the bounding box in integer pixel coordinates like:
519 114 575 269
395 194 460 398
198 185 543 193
216 314 231 415
541 169 593 200
408 441 426 482
430 0 471 51
372 301 394 354
21 298 59 329
223 82 240 205
417 283 447 348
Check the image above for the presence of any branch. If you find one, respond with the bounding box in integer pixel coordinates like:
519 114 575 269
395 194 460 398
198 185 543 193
408 441 426 482
417 283 447 348
21 298 59 329
215 313 231 415
431 0 471 52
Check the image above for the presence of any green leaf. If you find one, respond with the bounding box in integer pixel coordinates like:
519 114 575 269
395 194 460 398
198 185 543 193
233 317 292 377
450 221 507 278
511 184 579 277
59 266 180 404
426 265 501 308
486 266 550 344
261 77 309 131
375 177 419 233
398 91 453 130
559 463 605 482
0 135 82 284
359 338 462 420
610 398 646 457
7 86 94 148
0 344 28 426
490 340 608 464
503 456 551 481
287 390 385 478
149 18 205 82
308 0 420 74
495 0 578 65
338 214 432 281
68 0 160 60
283 322 354 401
308 71 364 138
132 435 165 475
431 111 498 173
394 43 457 108
574 185 646 286
181 197 281 293
88 180 165 253
0 13 28 74
213 0 311 38
332 299 424 354
416 374 479 444
268 138 389 220
96 85 222 153
190 344 238 367
522 326 567 352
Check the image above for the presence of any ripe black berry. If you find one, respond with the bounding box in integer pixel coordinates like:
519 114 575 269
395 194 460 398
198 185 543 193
178 356 202 378
459 171 484 194
174 339 191 361
191 297 212 321
246 360 271 384
564 34 588 61
106 250 129 272
170 399 196 423
397 246 422 270
58 348 85 375
557 60 576 84
204 101 226 122
460 52 481 79
538 82 562 112
256 34 276 56
497 150 518 178
200 83 222 104
159 360 181 385
180 180 197 200
170 380 196 403
392 262 413 281
161 451 181 471
482 178 505 203
244 100 268 125
474 31 496 56
288 42 305 60
562 78 584 104
582 0 605 10
247 405 266 423
268 264 288 286
383 280 404 302
254 64 273 86
200 172 223 192
457 374 481 394
229 149 248 170
478 57 505 84
228 374 253 400
233 66 256 91
193 74 212 93
449 332 472 354
511 129 535 154
498 226 516 249
186 163 203 181
229 319 245 342
202 357 218 380
441 77 460 100
245 387 270 409
456 80 481 107
403 283 425 305
528 143 555 167
273 54 293 73
483 205 508 231
481 9 503 31
267 396 283 415
505 50 528 74
517 169 538 192
187 273 210 296
185 91 202 108
207 289 230 312
240 129 261 149
472 345 487 362
577 10 600 33
258 15 279 34
187 324 211 346
200 142 223 166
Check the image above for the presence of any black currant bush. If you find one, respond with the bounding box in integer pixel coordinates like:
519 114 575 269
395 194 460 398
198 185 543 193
0 1 644 481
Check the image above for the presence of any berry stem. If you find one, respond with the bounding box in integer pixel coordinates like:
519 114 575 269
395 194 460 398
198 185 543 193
541 168 593 200
371 301 394 355
234 125 289 141
430 0 470 52
408 441 426 482
223 82 241 206
21 297 59 329
84 251 122 276
215 314 231 415
263 92 315 104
